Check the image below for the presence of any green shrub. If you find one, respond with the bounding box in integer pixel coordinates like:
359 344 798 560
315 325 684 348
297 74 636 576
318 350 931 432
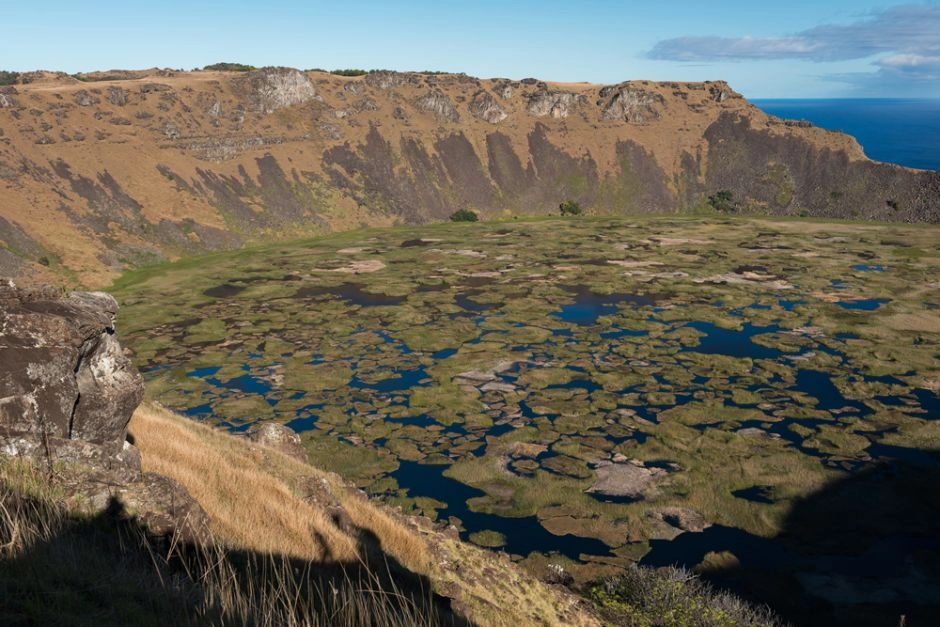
589 565 785 627
0 70 20 86
707 190 737 213
449 209 479 222
203 62 256 72
331 69 369 77
559 200 582 216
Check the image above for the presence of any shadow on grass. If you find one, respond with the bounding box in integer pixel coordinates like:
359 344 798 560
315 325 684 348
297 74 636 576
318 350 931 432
0 491 472 627
642 446 940 627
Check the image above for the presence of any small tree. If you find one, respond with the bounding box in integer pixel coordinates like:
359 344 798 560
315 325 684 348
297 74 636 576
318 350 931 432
707 190 736 213
559 200 581 216
449 208 478 222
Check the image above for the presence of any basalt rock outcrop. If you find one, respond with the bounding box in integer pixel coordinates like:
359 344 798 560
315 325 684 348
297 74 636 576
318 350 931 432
0 282 208 541
0 67 937 288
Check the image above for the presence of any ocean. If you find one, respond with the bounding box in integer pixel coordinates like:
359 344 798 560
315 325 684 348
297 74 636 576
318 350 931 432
751 99 940 171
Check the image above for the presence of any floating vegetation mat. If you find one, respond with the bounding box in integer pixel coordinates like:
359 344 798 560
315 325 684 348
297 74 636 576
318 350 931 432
114 215 940 593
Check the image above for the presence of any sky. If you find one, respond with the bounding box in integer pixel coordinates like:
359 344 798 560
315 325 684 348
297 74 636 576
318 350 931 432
3 1 939 98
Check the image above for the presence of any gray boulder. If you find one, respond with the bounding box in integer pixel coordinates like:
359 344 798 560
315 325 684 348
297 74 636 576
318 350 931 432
246 421 308 463
0 284 143 453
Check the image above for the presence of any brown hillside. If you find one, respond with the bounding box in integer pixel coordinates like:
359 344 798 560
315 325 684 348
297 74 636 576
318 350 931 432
0 67 937 287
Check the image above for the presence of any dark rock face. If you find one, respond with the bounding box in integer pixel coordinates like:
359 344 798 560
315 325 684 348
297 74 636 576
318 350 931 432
704 112 940 221
0 284 143 452
121 472 211 544
0 282 208 541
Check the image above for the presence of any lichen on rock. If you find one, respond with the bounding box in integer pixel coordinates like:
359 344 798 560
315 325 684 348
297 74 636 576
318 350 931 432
469 90 507 124
597 83 665 123
525 89 584 118
0 282 208 542
246 421 308 463
232 67 321 114
413 89 460 123
0 284 143 452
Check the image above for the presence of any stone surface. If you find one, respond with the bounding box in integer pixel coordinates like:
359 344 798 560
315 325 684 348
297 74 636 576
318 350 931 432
0 283 143 450
364 71 422 90
232 67 320 114
414 90 460 123
598 84 665 124
120 472 211 544
0 282 208 542
469 90 508 124
107 86 127 106
647 507 709 533
246 421 308 462
72 89 99 107
526 90 584 118
0 90 18 109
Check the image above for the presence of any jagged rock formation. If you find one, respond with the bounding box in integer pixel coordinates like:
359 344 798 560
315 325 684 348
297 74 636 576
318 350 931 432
0 282 207 540
0 284 142 451
231 67 321 113
469 90 507 123
0 67 937 287
526 88 585 118
413 89 460 123
598 83 666 123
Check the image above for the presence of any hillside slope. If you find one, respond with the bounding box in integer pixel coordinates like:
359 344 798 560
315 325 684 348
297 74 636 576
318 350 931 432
128 402 600 626
1 67 937 287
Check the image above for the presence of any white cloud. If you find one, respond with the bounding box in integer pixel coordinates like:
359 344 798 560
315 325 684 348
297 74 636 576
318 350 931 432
649 4 940 63
648 4 940 94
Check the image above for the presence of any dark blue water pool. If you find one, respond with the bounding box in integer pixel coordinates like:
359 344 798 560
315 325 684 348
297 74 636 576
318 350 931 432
390 460 613 560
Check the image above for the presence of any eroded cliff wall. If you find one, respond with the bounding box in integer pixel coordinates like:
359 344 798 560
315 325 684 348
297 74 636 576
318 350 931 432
0 68 936 286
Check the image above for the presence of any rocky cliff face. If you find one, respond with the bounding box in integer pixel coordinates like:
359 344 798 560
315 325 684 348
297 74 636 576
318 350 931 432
0 284 142 453
0 282 206 539
0 67 937 287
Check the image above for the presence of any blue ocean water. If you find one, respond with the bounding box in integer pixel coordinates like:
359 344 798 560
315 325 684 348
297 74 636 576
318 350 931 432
752 99 940 171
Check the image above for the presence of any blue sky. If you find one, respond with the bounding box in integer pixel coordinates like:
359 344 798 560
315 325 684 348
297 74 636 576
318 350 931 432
3 1 939 97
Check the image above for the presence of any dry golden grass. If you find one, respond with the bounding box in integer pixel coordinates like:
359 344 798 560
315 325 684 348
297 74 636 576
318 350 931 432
0 457 445 626
129 403 431 573
127 404 602 626
130 403 355 560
